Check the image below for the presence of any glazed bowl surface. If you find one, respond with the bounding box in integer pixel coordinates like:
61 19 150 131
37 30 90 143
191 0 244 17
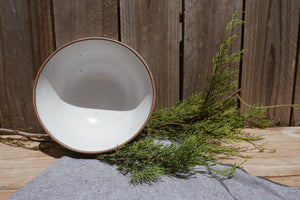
33 38 155 153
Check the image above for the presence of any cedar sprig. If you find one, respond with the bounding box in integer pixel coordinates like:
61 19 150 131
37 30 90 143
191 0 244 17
0 11 291 184
97 11 273 184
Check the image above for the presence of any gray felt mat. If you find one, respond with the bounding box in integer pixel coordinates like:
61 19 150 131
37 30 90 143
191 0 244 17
8 156 300 200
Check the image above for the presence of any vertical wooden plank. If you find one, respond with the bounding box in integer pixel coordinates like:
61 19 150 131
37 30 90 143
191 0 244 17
120 0 180 109
293 54 300 125
29 0 56 75
292 8 300 126
0 0 55 131
183 0 243 99
241 0 299 126
53 0 118 47
0 23 4 128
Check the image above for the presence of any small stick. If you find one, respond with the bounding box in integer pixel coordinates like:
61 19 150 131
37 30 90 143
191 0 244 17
0 128 50 139
217 88 242 110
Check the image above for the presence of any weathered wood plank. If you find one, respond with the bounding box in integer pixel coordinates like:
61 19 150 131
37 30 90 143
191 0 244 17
221 127 300 187
1 127 300 199
120 0 180 109
293 72 300 124
53 0 118 47
29 0 56 75
0 140 58 199
183 0 243 99
0 189 18 200
0 0 55 131
292 6 300 126
241 0 299 126
0 19 4 129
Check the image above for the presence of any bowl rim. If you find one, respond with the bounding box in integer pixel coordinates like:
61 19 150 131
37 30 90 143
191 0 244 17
33 37 156 154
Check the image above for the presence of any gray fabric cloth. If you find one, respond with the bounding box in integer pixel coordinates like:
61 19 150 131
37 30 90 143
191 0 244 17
8 156 300 200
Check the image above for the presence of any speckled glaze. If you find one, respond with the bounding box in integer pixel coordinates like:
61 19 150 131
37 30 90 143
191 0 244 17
33 37 155 153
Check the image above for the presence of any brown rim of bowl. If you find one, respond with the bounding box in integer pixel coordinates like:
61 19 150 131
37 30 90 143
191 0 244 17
33 37 156 154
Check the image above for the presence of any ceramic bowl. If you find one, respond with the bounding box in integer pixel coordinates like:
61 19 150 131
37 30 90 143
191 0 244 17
33 38 155 153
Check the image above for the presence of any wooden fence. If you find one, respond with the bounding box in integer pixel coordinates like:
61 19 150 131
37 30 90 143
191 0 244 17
0 0 300 132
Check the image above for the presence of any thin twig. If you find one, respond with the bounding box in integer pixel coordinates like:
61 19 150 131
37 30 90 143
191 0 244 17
237 95 300 110
217 88 242 110
149 114 209 131
0 128 50 139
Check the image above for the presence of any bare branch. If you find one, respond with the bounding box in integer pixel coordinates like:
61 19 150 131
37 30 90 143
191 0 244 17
217 88 242 110
0 128 50 139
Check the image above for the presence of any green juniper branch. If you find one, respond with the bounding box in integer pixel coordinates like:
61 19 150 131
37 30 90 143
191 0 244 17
97 11 275 184
1 11 289 185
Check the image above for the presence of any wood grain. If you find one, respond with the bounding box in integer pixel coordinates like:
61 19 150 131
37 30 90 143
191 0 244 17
0 140 58 199
183 0 243 99
241 0 300 126
53 0 118 47
0 0 55 132
222 127 300 188
0 19 4 129
1 127 300 199
120 0 180 109
292 6 300 126
29 0 56 75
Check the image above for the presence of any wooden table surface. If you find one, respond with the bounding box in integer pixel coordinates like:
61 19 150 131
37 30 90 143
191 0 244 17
1 127 300 199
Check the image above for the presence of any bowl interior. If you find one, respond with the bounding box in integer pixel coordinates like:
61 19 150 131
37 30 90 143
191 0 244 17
34 39 154 153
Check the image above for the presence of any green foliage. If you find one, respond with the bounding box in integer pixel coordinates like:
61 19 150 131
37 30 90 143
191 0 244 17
97 11 276 184
2 11 298 185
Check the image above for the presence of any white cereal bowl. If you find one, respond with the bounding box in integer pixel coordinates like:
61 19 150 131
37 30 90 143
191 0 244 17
33 37 155 154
